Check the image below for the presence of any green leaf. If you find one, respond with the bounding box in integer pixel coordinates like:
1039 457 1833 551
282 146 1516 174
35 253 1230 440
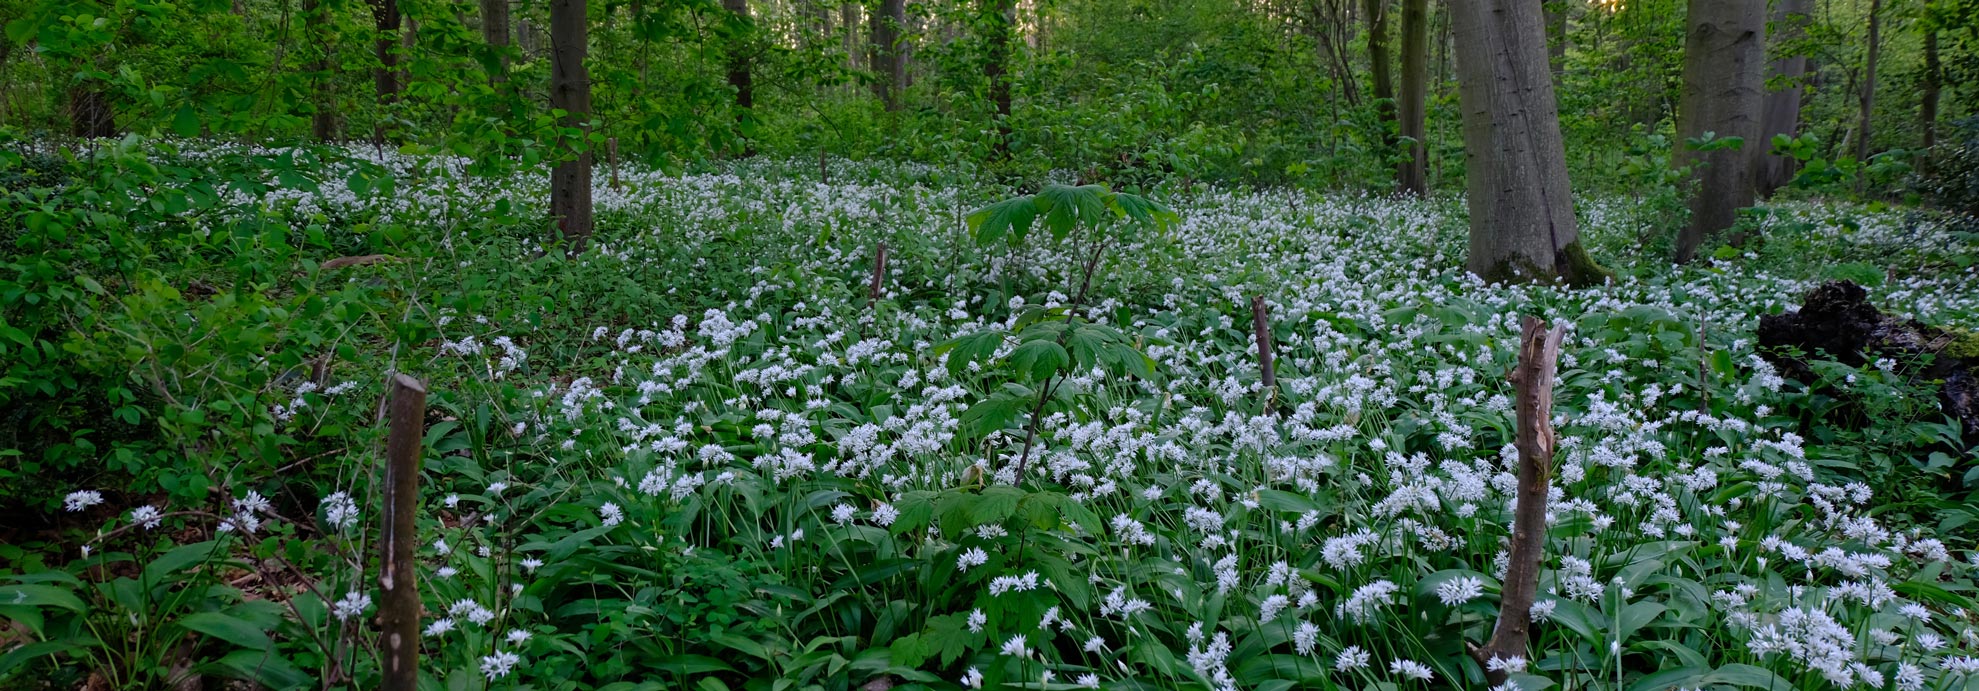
179 611 272 650
0 585 85 613
172 105 200 138
960 395 1023 437
1705 663 1793 690
1007 339 1069 381
143 541 220 587
935 330 1004 376
973 486 1025 526
964 196 1039 247
208 649 310 690
0 640 83 678
654 655 737 675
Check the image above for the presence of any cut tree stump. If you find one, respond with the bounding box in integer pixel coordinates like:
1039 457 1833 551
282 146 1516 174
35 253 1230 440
1757 280 1979 443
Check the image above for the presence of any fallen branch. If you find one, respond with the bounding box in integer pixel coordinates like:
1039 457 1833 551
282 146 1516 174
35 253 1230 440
320 254 396 271
1470 315 1565 685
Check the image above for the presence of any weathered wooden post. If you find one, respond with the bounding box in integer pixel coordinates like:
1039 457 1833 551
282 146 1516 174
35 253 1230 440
1250 296 1276 396
607 137 621 191
380 373 426 691
869 242 889 303
1469 316 1565 686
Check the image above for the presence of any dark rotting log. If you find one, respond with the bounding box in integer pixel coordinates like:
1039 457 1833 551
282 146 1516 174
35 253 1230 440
1757 280 1979 442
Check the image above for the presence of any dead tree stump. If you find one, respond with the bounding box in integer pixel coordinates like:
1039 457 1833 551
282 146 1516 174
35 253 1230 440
1757 280 1979 443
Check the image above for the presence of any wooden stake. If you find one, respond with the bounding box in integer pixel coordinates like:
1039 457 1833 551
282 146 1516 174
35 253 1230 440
1469 316 1565 685
379 373 427 691
607 137 620 191
868 241 888 303
1251 295 1276 398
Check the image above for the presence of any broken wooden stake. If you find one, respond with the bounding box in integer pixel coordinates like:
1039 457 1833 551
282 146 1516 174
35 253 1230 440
607 137 621 190
379 373 427 691
869 242 889 303
1469 315 1565 686
1251 296 1276 400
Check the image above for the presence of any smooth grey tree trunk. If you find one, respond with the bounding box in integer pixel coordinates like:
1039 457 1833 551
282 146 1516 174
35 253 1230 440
1396 0 1427 196
550 0 593 251
1364 0 1395 148
1857 0 1881 164
1756 0 1810 198
870 0 906 111
1674 0 1765 263
1450 0 1602 285
481 0 511 83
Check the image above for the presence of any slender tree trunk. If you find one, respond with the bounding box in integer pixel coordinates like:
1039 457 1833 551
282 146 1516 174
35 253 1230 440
1857 0 1880 164
482 0 511 83
870 0 906 111
1918 7 1940 175
1756 0 1811 198
724 0 755 156
1674 0 1765 263
550 0 593 251
1450 0 1602 285
1542 0 1565 86
67 86 115 138
842 3 862 71
1396 0 1427 195
303 0 338 140
984 0 1013 159
1364 0 1396 159
369 0 401 143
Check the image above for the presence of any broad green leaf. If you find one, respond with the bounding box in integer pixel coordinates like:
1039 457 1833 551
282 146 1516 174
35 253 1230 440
0 585 84 613
179 611 272 650
1008 339 1069 381
964 196 1039 247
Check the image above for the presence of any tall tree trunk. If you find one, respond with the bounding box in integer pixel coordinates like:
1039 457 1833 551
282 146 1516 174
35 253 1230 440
1542 0 1565 86
1918 6 1940 175
1756 0 1811 198
67 86 115 138
983 0 1013 159
842 3 862 71
550 0 593 251
1856 0 1880 164
1364 0 1396 158
482 0 511 83
724 0 755 156
1450 0 1602 286
1396 0 1427 195
1674 0 1765 263
369 0 401 143
869 0 905 111
305 0 338 140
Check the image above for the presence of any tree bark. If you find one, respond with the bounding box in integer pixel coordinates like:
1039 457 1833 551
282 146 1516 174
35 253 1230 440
1467 316 1565 687
725 0 755 156
1364 0 1396 160
1857 0 1881 164
1756 0 1811 198
67 86 115 138
870 0 906 111
1396 0 1428 195
1673 0 1765 263
302 0 337 140
983 0 1013 159
369 0 401 143
482 0 511 83
1450 0 1602 285
550 0 593 251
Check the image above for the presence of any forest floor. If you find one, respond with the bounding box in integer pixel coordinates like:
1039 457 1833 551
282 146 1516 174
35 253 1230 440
8 146 1979 690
